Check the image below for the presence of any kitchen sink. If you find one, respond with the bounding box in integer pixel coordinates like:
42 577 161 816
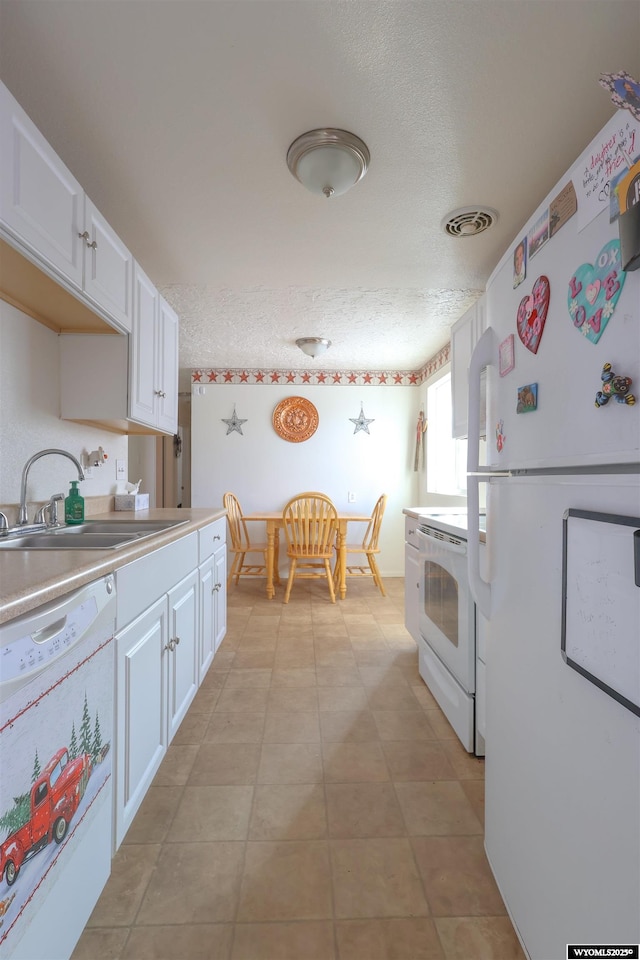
0 518 189 550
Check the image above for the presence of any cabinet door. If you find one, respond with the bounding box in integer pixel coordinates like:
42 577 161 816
83 196 133 332
157 296 179 434
213 543 227 654
129 262 159 427
167 571 199 742
404 543 421 644
0 82 83 286
199 556 216 682
115 596 167 848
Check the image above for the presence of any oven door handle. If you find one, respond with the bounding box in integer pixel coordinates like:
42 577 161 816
416 528 467 556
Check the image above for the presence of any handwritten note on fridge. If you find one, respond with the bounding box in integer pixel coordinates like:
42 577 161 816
575 113 640 231
562 510 640 715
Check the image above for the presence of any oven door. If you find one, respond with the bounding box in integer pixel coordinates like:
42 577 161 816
416 526 475 693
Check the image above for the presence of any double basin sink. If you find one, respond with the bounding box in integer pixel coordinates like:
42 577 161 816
0 518 189 550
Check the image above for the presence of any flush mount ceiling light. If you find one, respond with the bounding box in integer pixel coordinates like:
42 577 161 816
296 337 332 358
441 205 499 238
287 128 370 198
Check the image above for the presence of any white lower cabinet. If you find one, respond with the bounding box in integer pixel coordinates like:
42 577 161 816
198 517 227 682
404 516 421 645
114 522 227 848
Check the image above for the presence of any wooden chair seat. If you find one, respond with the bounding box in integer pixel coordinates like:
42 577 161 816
282 492 338 603
223 492 279 589
335 494 387 595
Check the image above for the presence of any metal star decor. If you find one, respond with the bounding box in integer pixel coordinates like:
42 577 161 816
350 403 375 434
222 405 247 435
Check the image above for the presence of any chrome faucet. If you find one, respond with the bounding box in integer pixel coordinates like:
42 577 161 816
17 449 85 525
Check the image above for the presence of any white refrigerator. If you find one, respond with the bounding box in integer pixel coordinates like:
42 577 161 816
466 111 640 960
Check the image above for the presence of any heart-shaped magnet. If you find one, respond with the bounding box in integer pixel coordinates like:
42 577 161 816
517 275 550 354
567 239 626 344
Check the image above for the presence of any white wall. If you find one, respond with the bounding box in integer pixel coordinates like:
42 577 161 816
0 301 128 515
191 382 422 576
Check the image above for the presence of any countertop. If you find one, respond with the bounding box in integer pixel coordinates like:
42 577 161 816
0 507 225 625
403 507 487 542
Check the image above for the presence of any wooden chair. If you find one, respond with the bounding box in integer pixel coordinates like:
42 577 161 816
282 493 338 603
223 492 275 589
337 493 387 595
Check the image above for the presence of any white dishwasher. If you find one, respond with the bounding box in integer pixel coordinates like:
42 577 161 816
0 576 115 960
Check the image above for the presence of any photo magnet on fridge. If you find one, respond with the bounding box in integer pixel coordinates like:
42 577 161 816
513 238 527 289
516 383 538 414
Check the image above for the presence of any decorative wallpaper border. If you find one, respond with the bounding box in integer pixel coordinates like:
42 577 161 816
191 343 450 387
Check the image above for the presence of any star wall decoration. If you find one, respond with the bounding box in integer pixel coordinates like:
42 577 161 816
350 403 375 434
222 405 247 435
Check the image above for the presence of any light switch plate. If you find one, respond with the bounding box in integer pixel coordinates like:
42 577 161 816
116 459 126 480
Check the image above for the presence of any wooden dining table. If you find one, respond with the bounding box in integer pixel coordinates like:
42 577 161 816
243 511 370 599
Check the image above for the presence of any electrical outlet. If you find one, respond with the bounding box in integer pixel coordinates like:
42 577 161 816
116 459 126 480
348 491 356 503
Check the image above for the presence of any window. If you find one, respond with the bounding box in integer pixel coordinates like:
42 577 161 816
426 372 467 495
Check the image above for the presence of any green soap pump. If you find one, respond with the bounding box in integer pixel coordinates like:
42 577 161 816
65 480 85 524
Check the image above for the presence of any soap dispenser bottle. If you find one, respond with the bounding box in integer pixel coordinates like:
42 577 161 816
65 480 84 524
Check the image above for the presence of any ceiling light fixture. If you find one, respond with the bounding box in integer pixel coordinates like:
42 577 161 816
287 128 370 199
296 337 332 358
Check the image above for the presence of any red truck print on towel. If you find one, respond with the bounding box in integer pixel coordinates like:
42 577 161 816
0 747 91 888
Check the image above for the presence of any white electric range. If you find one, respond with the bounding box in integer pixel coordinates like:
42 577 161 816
414 509 486 756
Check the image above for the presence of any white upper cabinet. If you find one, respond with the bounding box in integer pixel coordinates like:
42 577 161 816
451 294 486 439
129 262 179 433
0 80 133 332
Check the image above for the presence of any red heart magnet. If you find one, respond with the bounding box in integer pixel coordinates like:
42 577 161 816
516 275 550 354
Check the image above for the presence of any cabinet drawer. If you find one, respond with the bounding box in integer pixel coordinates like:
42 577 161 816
116 532 198 629
404 516 420 550
199 517 226 563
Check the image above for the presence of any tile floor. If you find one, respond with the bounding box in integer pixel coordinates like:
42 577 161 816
72 578 525 960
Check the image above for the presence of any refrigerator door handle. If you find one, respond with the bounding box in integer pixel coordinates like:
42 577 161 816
467 326 499 620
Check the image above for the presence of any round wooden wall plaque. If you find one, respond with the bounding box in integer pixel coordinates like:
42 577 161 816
272 396 319 443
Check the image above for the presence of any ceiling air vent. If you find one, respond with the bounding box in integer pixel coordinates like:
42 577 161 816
441 206 499 238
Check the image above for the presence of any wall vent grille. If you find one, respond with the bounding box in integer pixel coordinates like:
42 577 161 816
441 206 499 238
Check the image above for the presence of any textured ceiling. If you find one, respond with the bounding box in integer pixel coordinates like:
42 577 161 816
1 1 639 386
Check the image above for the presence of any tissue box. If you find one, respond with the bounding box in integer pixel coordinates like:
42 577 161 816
114 493 150 511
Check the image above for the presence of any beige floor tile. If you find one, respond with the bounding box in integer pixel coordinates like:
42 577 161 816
395 781 483 836
460 779 485 826
352 649 397 667
412 837 507 917
258 742 324 783
187 743 261 785
232 920 335 960
314 650 358 669
122 786 182 844
273 648 317 669
152 743 199 785
277 624 315 640
317 685 369 712
210 649 236 672
319 710 379 742
87 844 160 927
335 918 445 959
237 841 333 921
215 686 270 713
373 709 437 740
358 665 410 687
171 712 211 744
366 685 422 711
263 710 320 743
232 648 276 669
237 634 278 651
315 665 362 686
271 667 317 687
224 667 273 688
423 707 459 740
123 923 234 959
188 683 222 715
249 783 327 839
382 741 458 781
167 785 253 841
71 927 129 959
322 741 389 782
205 712 266 743
435 917 526 959
326 782 406 838
330 838 429 919
441 738 486 779
411 683 439 710
136 842 245 924
268 686 319 713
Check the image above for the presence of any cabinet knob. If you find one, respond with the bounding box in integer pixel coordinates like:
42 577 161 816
213 582 222 592
154 389 166 398
163 639 176 652
174 636 181 646
213 534 221 541
78 230 97 249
